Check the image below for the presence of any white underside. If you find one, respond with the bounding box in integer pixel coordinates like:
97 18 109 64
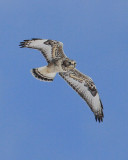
37 66 56 78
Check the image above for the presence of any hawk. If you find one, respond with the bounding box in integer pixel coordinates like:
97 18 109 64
19 38 104 122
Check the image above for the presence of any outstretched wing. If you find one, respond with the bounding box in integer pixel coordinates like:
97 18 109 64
59 69 104 122
19 38 66 63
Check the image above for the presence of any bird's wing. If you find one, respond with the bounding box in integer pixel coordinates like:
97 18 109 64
19 38 66 63
59 69 104 122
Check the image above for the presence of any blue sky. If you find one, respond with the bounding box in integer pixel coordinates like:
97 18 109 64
0 0 128 159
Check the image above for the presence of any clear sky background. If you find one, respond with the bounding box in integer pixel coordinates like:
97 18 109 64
0 0 128 160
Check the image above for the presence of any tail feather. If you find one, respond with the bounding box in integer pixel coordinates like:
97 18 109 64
31 66 56 82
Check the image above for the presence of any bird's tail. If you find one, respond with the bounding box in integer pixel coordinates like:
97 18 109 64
31 66 56 82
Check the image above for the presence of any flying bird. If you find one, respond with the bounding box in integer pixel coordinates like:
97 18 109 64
19 38 104 122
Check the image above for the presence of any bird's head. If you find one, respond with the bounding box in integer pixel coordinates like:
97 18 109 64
62 58 76 71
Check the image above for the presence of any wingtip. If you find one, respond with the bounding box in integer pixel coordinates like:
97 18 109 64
19 38 42 48
19 41 26 48
94 99 104 123
95 113 104 123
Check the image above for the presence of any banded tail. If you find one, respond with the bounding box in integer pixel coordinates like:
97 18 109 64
31 66 56 82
